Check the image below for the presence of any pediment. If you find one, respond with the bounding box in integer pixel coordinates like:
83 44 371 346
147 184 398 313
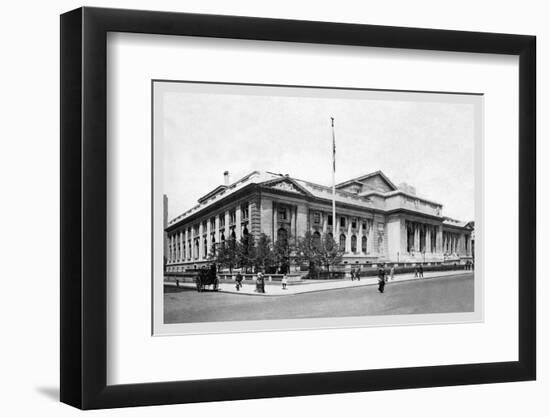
264 179 310 196
360 174 396 193
336 171 397 194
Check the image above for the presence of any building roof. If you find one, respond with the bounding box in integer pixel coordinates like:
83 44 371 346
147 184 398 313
442 217 473 229
335 170 398 191
167 170 458 228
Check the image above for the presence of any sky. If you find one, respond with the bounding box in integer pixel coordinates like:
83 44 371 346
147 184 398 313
159 83 478 222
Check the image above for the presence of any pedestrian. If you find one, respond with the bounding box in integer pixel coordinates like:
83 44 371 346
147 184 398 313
261 273 266 293
419 264 424 278
256 272 266 293
377 265 386 293
356 268 361 281
414 266 419 278
281 274 288 290
350 268 355 281
235 272 243 291
390 265 395 281
255 272 262 293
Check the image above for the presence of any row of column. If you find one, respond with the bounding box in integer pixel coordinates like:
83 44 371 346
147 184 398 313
443 231 470 255
406 221 439 253
168 201 253 263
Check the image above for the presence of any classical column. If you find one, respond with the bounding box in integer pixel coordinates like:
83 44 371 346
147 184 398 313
224 210 230 241
346 217 352 253
322 213 327 234
425 227 431 253
215 214 220 245
357 230 363 254
206 218 212 257
235 205 242 241
455 235 458 253
176 234 180 262
202 222 207 259
452 233 458 253
169 235 173 263
291 206 296 240
184 228 189 260
414 223 420 252
190 227 195 259
183 231 185 262
176 232 181 262
368 220 375 254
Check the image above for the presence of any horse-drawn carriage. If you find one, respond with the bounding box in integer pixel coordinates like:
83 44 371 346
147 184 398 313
195 264 220 292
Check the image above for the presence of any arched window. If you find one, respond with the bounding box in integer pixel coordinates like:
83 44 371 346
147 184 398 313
313 231 321 248
351 235 357 253
230 229 236 240
195 240 199 259
203 238 208 257
339 234 346 251
361 236 367 253
242 227 249 236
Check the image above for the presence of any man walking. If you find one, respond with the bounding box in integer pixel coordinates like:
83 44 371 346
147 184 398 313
377 265 386 293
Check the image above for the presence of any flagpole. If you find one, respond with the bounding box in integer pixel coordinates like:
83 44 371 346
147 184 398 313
331 117 336 234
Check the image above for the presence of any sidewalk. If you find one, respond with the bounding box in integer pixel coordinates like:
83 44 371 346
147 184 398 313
164 270 473 297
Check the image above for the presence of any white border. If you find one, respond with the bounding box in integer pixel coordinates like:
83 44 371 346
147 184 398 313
107 33 518 385
151 82 484 336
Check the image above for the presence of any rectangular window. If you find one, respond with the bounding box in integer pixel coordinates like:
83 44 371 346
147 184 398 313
278 208 287 221
328 214 333 226
241 204 249 220
362 220 367 230
313 212 321 224
340 216 346 228
229 210 236 224
351 218 357 228
219 214 225 227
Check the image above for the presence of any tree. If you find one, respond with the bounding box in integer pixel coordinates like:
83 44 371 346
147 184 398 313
274 231 295 273
296 232 343 278
236 233 256 273
254 233 276 272
209 240 239 273
317 233 344 276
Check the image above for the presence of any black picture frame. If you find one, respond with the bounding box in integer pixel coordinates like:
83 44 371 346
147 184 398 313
60 6 536 410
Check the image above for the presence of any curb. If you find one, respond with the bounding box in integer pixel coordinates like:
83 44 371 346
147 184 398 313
169 272 473 298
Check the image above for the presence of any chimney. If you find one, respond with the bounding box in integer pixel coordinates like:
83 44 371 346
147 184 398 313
223 171 230 185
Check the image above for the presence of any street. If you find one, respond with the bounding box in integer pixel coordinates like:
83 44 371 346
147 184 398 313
164 273 474 323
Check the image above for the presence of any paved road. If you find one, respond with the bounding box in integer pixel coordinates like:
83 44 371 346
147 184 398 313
164 273 474 324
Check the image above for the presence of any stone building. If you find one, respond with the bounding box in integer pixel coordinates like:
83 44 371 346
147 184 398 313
165 170 473 271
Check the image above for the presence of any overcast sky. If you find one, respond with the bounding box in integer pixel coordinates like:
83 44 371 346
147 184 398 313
160 83 477 222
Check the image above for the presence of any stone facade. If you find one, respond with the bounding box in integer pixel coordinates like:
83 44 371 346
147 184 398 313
165 170 474 271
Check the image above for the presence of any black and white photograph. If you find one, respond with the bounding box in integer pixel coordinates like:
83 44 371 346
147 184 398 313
153 81 482 334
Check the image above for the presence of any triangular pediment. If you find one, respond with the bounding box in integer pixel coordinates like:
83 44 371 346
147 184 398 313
263 178 310 196
336 171 397 194
360 173 396 193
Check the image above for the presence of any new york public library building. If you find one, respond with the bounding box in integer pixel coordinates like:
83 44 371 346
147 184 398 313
164 170 474 276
